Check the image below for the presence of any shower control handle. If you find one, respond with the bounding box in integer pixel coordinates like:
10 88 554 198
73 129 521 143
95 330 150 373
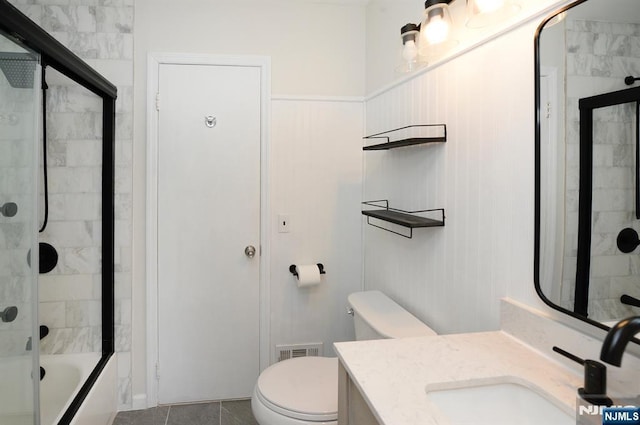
0 202 17 217
245 245 256 259
0 306 18 323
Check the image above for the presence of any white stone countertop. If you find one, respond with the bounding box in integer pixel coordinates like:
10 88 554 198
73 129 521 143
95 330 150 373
333 331 583 425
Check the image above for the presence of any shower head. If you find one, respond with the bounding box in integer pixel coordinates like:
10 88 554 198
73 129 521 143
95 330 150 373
0 52 37 89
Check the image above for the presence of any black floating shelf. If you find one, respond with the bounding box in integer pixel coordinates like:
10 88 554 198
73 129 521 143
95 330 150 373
363 124 446 151
362 201 445 238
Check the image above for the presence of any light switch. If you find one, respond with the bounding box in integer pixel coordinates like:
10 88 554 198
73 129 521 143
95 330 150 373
278 214 290 233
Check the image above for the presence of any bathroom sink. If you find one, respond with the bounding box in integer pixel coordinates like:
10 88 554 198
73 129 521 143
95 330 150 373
425 379 574 425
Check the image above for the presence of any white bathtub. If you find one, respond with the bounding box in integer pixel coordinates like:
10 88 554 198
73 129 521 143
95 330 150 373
0 353 117 425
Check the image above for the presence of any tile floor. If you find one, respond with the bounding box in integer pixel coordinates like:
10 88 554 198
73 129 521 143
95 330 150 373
113 399 258 425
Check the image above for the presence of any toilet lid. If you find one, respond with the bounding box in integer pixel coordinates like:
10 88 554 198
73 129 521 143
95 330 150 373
256 356 338 421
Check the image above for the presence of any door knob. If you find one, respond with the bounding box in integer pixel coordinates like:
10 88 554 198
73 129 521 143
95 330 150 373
245 245 256 258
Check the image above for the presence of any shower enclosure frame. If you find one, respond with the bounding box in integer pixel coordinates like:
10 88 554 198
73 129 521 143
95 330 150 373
0 1 116 423
574 86 640 317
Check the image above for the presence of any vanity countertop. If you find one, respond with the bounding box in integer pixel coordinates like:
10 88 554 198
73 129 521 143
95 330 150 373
333 331 582 425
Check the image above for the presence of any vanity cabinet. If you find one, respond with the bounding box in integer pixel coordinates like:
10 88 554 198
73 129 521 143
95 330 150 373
338 361 381 425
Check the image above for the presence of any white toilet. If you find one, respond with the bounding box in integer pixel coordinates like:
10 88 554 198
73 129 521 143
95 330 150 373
251 290 436 425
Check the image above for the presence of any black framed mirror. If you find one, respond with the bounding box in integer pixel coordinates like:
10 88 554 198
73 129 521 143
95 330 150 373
535 0 640 331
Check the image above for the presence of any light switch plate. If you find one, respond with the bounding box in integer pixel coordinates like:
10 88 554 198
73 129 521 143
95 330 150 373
278 214 290 233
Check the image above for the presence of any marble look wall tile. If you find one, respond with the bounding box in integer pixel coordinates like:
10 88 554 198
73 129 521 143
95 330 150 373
39 273 93 302
44 138 68 166
590 233 617 256
96 33 133 59
566 31 595 54
40 301 66 327
114 271 131 300
114 193 131 221
50 193 102 221
40 221 94 247
115 112 132 139
590 255 630 278
48 167 97 193
99 0 131 6
65 326 95 352
47 85 103 113
114 298 130 325
58 246 101 274
0 276 28 303
115 86 133 113
40 327 73 353
47 112 101 140
593 33 629 57
14 4 43 25
96 6 132 33
65 139 102 167
116 139 132 166
70 0 98 5
114 324 130 351
42 5 96 33
66 300 91 327
84 60 132 85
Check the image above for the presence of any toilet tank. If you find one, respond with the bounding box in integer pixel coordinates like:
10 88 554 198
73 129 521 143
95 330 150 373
348 290 437 340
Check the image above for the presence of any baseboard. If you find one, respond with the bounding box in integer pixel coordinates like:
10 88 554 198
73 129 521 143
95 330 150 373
132 393 148 410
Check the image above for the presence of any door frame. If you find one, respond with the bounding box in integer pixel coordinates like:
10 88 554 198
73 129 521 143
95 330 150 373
145 53 271 407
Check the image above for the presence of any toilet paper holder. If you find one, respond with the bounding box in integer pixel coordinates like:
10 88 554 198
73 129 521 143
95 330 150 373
289 263 326 278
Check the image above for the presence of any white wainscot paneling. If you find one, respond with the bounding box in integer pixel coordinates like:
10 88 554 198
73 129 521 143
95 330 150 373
269 98 363 362
363 23 537 335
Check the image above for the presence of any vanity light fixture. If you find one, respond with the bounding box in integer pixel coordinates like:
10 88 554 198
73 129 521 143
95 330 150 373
420 0 454 46
399 0 518 71
466 0 520 29
418 0 459 62
397 23 425 73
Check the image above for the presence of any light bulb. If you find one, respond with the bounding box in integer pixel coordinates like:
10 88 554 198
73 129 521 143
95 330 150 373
423 15 450 45
402 39 418 62
474 0 505 14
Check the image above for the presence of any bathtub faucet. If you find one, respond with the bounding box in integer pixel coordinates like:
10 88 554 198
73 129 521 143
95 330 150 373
600 316 640 366
25 325 50 351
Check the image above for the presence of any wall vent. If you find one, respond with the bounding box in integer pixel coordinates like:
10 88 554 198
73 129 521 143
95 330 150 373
275 343 323 362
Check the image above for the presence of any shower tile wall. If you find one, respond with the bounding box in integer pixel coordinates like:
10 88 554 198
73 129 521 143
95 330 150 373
38 70 103 354
562 19 640 321
9 0 134 407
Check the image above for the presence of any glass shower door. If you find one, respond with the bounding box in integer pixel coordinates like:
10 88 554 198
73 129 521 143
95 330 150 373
0 31 41 425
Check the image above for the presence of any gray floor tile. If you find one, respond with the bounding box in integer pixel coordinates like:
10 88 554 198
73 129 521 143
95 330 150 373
113 406 170 425
221 399 258 425
166 402 221 425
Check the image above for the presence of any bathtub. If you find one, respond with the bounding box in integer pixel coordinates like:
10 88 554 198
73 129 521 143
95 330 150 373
0 353 117 425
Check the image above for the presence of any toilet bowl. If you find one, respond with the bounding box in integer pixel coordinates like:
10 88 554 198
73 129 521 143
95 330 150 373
251 290 436 425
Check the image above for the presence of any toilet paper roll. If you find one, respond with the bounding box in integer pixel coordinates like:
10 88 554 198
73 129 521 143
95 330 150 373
295 264 322 288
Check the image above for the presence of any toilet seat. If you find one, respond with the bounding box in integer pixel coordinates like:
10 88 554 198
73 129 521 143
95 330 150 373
255 356 338 422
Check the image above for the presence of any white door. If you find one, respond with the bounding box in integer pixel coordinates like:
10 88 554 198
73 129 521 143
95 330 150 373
157 63 261 403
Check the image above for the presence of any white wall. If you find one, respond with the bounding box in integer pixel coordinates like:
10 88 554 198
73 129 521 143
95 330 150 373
132 0 366 408
134 0 366 97
270 98 363 355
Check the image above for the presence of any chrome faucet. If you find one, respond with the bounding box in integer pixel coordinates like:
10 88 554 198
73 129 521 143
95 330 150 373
600 316 640 366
